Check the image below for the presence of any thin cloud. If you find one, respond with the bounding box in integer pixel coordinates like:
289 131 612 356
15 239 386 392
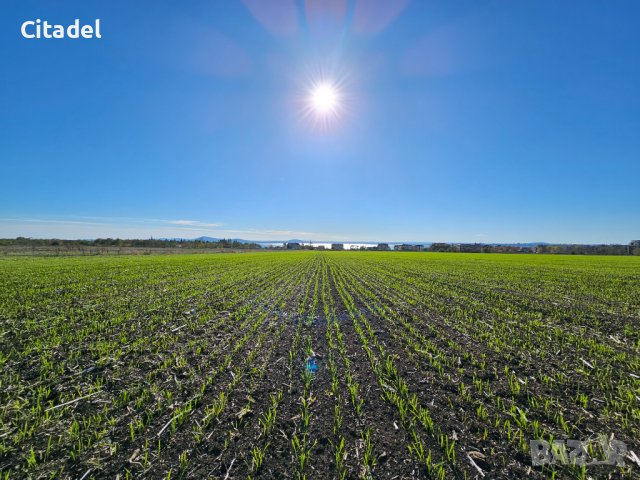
0 216 346 241
1 216 224 228
0 217 106 226
168 220 224 227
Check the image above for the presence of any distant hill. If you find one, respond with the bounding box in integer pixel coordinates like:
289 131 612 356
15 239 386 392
188 237 554 247
194 236 258 244
195 237 312 245
194 236 222 242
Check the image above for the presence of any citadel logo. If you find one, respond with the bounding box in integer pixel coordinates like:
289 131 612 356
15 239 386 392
21 19 101 39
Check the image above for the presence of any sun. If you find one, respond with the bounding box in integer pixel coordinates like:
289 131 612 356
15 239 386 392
298 73 348 130
302 78 347 130
310 83 339 115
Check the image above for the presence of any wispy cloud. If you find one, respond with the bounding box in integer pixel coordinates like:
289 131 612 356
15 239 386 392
0 216 344 242
168 220 224 227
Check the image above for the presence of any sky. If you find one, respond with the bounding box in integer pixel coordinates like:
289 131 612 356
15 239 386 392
1 0 639 244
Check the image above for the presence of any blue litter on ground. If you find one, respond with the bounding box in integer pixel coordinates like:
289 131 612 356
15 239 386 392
306 356 318 373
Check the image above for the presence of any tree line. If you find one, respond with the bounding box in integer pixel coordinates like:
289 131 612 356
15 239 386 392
0 237 262 249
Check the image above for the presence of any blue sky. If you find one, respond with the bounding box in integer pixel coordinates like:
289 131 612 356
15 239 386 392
1 0 639 243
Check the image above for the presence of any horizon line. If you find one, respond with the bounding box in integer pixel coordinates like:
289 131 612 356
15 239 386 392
3 236 639 247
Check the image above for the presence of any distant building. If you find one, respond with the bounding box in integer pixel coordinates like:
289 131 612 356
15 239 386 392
376 243 390 251
458 243 483 253
286 242 301 250
395 244 424 252
331 243 344 251
534 243 632 255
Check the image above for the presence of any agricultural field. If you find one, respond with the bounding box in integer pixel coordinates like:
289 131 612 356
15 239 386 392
0 252 639 479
